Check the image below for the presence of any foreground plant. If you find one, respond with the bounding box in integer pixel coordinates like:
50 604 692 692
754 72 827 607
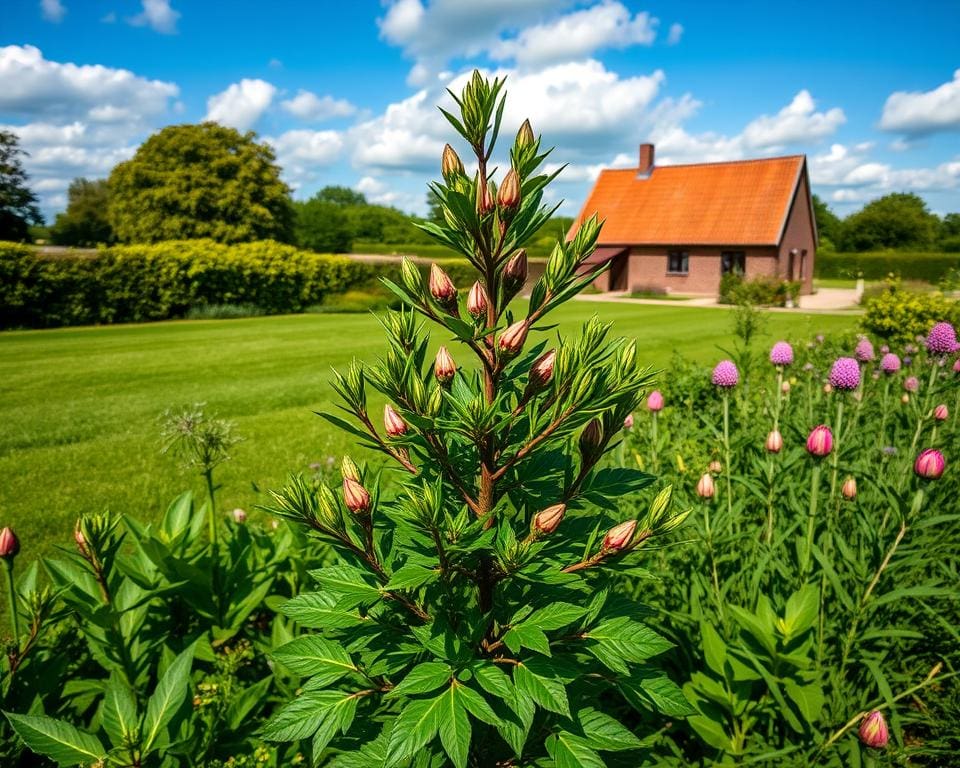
261 71 690 766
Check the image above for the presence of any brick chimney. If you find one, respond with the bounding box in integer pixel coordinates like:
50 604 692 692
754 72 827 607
638 143 655 176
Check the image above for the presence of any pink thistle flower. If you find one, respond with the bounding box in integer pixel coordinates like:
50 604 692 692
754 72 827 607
904 376 919 393
926 322 959 356
829 357 861 390
647 390 664 412
914 449 945 479
770 341 794 367
806 425 833 457
712 360 739 388
880 353 901 373
855 337 875 362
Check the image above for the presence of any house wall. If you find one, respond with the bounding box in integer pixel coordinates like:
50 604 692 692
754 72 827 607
622 246 779 295
777 171 817 294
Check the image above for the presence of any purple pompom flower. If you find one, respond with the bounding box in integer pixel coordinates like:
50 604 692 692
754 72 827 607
904 376 919 393
829 357 861 391
770 341 794 367
712 360 739 388
926 322 959 356
855 337 875 362
880 353 901 374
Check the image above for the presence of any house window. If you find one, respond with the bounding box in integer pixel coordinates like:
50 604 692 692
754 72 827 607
721 251 746 275
667 251 689 275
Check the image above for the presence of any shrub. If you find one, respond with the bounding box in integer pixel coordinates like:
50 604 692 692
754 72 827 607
861 278 960 345
719 272 800 306
0 240 371 329
816 251 960 282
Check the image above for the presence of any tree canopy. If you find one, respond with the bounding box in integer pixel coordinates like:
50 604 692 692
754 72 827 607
811 194 842 248
107 123 295 244
0 130 43 242
294 198 353 253
50 178 114 246
838 192 940 251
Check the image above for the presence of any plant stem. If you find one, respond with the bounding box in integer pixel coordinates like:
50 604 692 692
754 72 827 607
901 363 939 490
650 411 659 472
204 467 218 550
701 500 725 622
722 392 733 520
764 454 776 545
3 558 19 641
801 463 822 578
878 378 891 458
829 398 844 501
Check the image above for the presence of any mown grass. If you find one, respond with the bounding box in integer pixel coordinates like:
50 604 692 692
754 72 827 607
0 303 855 559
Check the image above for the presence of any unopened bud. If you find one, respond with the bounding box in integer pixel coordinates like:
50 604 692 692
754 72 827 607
696 473 715 499
400 257 422 294
708 460 722 474
342 477 371 514
647 391 664 412
901 394 910 404
441 143 464 180
806 425 833 457
467 281 488 318
429 264 457 306
434 346 456 384
781 380 791 394
823 383 833 394
528 349 556 390
842 476 857 500
934 403 948 421
231 508 247 524
0 527 19 560
858 711 889 749
623 413 634 430
765 429 783 453
503 250 528 294
340 456 360 482
384 404 408 437
498 320 529 357
914 448 945 480
603 520 637 552
533 503 565 535
498 168 521 210
477 181 495 216
579 419 603 456
516 119 535 148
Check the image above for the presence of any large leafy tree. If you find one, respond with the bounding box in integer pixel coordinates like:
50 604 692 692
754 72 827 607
839 192 940 251
107 123 295 244
811 194 842 248
295 197 353 253
0 130 43 242
50 178 114 246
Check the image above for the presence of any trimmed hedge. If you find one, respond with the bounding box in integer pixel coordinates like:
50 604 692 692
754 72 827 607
861 281 960 345
0 240 371 329
816 251 960 282
718 273 801 307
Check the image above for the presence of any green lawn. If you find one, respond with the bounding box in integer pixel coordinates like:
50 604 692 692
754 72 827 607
0 302 855 558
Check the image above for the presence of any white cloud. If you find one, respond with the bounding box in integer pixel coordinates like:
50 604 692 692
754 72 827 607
266 129 344 189
0 45 179 122
489 2 658 67
41 0 66 22
666 22 683 45
204 79 276 130
740 90 845 149
128 0 180 34
101 11 116 23
880 70 960 136
281 90 356 122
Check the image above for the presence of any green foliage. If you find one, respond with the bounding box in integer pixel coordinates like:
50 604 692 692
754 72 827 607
295 198 354 253
0 130 43 241
719 272 801 306
838 193 940 252
812 194 842 245
0 239 371 328
861 278 960 344
49 178 114 246
816 251 960 282
107 123 295 244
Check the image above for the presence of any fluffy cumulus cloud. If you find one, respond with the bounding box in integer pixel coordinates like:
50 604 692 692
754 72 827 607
740 90 846 149
40 0 66 23
128 0 181 34
265 130 344 189
281 90 356 122
204 79 276 130
880 70 960 136
666 22 683 45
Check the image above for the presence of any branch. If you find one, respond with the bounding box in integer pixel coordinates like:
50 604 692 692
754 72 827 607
492 406 575 481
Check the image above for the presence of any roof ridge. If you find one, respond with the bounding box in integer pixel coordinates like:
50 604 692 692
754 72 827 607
601 154 804 173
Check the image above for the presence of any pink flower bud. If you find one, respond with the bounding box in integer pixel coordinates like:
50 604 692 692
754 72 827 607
708 460 722 474
503 250 528 293
603 519 637 551
231 508 247 524
342 477 371 514
781 380 791 394
384 404 408 437
623 413 634 430
858 710 889 749
534 503 565 534
429 264 457 305
498 320 529 357
934 404 948 421
579 419 603 454
765 429 783 453
954 358 960 373
477 182 495 216
806 425 833 457
441 143 464 179
467 281 488 318
696 473 715 499
904 376 919 393
497 168 521 210
647 390 664 412
842 476 857 500
528 349 555 389
434 346 456 384
914 448 945 480
0 527 19 559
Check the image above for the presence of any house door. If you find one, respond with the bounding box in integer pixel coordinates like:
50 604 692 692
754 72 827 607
610 254 629 291
721 251 746 275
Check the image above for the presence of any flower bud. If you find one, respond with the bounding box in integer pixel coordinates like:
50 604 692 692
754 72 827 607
533 503 565 535
954 358 960 373
231 508 247 524
342 476 371 514
647 390 664 412
498 320 529 357
781 380 791 394
340 456 360 482
441 143 464 180
477 181 495 216
602 519 637 552
434 346 456 384
503 249 528 294
400 256 422 294
708 460 722 474
696 473 715 499
527 349 556 390
429 264 457 307
914 448 945 480
806 425 833 457
858 711 889 749
516 119 535 148
901 394 910 404
497 168 521 210
467 281 488 318
0 527 19 560
823 383 833 394
765 429 783 453
841 476 857 500
623 413 634 430
384 404 408 437
579 419 603 455
934 403 948 421
904 376 919 393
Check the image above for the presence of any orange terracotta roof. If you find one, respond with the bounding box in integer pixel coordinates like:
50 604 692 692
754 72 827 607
572 155 806 246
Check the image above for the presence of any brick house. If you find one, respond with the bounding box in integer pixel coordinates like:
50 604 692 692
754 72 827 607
570 144 817 296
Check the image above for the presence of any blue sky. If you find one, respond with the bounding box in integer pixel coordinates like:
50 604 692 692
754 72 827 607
2 0 959 221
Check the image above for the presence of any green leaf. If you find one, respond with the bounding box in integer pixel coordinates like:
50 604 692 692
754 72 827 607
522 602 586 631
226 676 272 731
546 731 607 768
311 565 383 605
577 708 642 751
584 617 672 674
457 684 502 726
780 585 819 639
514 659 570 717
687 714 733 752
438 684 471 768
783 679 825 726
630 675 696 717
100 680 139 747
142 643 194 753
386 564 440 591
728 605 777 656
701 622 727 675
281 592 369 629
262 689 363 744
271 635 357 684
385 692 446 766
385 662 452 699
503 624 551 656
4 712 106 767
